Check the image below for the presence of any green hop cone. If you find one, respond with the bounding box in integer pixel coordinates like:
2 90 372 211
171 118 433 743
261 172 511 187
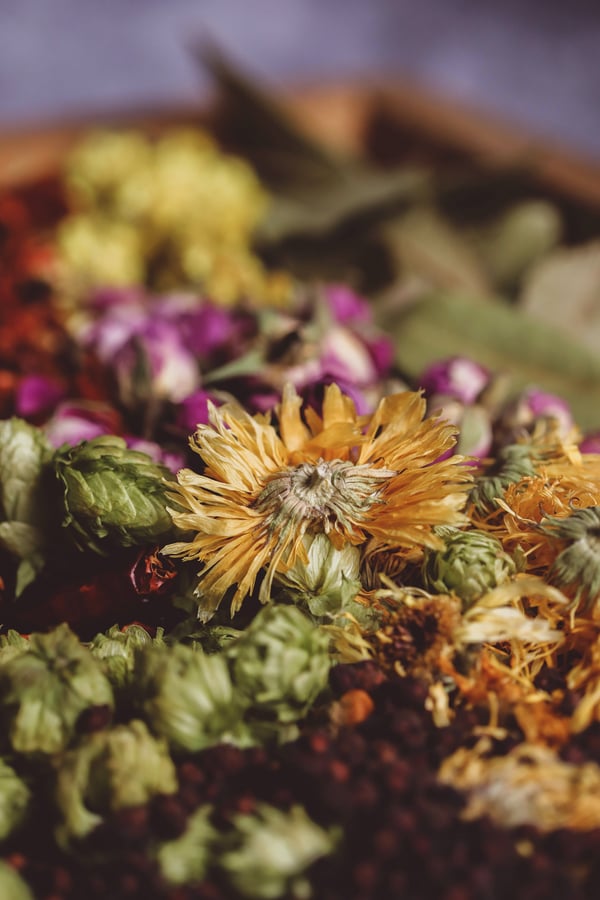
274 533 362 617
0 418 54 595
540 506 600 612
0 759 31 840
227 605 331 727
89 623 163 691
53 435 178 555
0 861 34 900
0 631 31 666
0 623 114 755
422 526 517 608
55 719 177 847
220 803 339 900
469 443 537 513
157 805 219 886
132 642 248 752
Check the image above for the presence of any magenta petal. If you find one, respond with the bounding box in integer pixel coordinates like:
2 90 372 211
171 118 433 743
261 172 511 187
324 284 371 323
176 390 222 432
420 357 490 404
16 375 66 419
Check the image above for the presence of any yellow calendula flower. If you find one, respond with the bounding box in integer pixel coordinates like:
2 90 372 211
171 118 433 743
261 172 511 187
162 384 472 619
474 437 600 578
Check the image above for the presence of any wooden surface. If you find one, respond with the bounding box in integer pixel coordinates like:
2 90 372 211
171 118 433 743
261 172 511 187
1 79 599 210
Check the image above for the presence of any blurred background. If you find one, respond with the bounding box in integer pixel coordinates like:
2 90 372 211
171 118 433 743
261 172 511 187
0 0 599 159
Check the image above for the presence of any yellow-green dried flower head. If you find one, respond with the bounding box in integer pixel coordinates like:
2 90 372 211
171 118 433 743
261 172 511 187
89 624 162 691
132 642 248 752
157 805 219 886
53 436 178 555
0 418 54 595
0 759 31 841
227 605 331 726
220 803 339 900
54 719 177 846
540 506 600 613
58 128 291 306
0 861 34 900
274 533 362 616
469 443 537 513
422 526 517 608
0 631 31 667
0 623 114 756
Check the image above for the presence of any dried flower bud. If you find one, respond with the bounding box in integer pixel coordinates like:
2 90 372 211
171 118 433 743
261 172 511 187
0 759 31 840
426 397 493 459
420 357 490 404
422 526 517 607
469 443 537 512
53 435 178 555
132 642 247 752
55 719 177 846
540 506 600 612
219 803 339 900
0 418 54 594
227 605 331 726
0 861 34 900
274 533 362 617
89 624 161 691
496 387 574 444
0 631 31 666
0 623 113 755
157 805 219 886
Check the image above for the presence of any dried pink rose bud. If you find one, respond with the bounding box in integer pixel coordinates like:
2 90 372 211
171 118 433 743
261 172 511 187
420 357 490 405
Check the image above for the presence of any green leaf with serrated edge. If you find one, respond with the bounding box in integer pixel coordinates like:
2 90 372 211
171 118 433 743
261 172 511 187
382 292 600 430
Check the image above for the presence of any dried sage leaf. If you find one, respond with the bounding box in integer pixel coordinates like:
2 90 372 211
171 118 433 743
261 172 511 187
382 292 600 430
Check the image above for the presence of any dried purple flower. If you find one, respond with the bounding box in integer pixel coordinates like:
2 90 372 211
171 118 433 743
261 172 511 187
420 357 490 405
498 387 574 442
15 375 66 421
43 401 120 448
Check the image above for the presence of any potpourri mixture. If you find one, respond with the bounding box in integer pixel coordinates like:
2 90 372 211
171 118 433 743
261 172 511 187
1 68 600 900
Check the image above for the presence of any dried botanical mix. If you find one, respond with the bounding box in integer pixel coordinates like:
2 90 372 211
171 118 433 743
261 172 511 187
0 58 600 900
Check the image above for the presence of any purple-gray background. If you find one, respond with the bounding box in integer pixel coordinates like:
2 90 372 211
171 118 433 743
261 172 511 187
1 0 599 159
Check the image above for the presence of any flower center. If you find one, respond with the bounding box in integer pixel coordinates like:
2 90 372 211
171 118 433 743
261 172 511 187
255 457 395 538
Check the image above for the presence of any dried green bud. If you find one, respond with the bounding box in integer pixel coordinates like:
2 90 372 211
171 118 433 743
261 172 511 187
53 435 177 555
220 803 339 900
274 534 362 617
540 506 600 612
89 624 163 690
227 605 331 726
0 861 34 900
0 759 31 840
55 719 177 846
157 805 219 886
0 623 113 755
422 526 517 607
0 418 54 594
0 631 31 666
469 443 537 512
133 643 248 752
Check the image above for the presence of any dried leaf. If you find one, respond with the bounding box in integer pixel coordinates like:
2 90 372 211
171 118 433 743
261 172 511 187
382 206 492 297
520 240 600 350
382 291 600 430
467 200 562 293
